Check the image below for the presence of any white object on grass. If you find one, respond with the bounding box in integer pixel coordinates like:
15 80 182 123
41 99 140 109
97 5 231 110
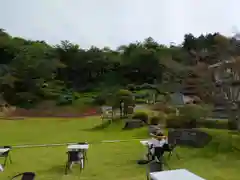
140 139 167 147
0 164 3 172
67 144 89 151
0 148 10 154
150 169 206 180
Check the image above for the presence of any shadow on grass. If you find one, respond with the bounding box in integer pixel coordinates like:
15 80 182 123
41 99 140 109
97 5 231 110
83 120 112 131
84 118 124 131
39 165 66 175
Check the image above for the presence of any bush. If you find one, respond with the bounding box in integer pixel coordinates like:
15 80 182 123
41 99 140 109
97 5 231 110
93 95 106 105
135 98 146 104
197 119 229 129
166 114 197 129
126 84 136 91
166 114 183 128
127 106 134 115
132 112 148 123
149 116 161 125
175 104 212 129
149 112 166 125
139 83 158 91
152 103 176 114
112 89 135 108
93 92 110 105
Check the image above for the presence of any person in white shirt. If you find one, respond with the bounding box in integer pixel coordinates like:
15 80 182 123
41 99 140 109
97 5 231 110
148 132 168 160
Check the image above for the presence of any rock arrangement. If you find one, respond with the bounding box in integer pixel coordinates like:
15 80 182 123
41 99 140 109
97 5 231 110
123 119 144 129
168 129 212 148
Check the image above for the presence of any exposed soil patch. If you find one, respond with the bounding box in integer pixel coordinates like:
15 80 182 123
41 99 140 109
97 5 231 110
4 107 100 119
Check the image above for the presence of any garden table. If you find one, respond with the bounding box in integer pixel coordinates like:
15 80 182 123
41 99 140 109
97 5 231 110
0 148 10 154
66 144 89 172
150 169 205 180
67 144 89 151
67 144 89 162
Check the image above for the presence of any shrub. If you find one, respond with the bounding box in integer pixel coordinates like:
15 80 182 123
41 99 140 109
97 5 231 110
166 114 197 129
132 112 148 123
166 114 183 128
135 98 146 104
127 106 134 115
56 95 74 105
139 83 158 91
149 116 161 125
112 89 135 108
179 104 211 121
152 103 176 114
197 119 229 129
149 112 166 125
93 93 109 105
126 84 136 91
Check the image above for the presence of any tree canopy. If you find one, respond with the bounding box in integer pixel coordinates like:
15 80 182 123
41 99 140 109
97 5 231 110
0 28 239 107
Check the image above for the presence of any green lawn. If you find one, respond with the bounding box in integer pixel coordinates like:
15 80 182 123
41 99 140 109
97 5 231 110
0 117 240 180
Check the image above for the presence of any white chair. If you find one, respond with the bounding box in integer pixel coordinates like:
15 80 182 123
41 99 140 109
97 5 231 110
101 106 113 123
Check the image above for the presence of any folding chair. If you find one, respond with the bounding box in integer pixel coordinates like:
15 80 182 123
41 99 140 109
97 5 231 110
101 107 113 123
145 144 153 162
10 172 36 180
65 150 83 174
167 130 180 160
0 146 12 167
153 147 170 169
77 142 88 162
164 142 180 160
146 147 170 180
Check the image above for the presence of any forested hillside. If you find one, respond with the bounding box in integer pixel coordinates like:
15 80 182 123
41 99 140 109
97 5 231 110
0 28 240 107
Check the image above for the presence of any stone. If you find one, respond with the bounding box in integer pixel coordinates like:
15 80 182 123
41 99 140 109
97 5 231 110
123 119 144 130
168 129 212 148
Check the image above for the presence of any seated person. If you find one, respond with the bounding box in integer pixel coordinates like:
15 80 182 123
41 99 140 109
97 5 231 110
146 131 168 161
150 131 168 144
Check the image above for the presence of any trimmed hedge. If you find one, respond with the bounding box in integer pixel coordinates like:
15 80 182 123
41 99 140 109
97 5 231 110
166 115 196 129
132 111 148 124
197 119 229 129
149 112 166 125
166 115 229 129
151 103 176 114
149 116 161 125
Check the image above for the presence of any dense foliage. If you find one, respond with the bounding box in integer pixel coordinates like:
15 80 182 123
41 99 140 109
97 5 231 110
1 28 240 107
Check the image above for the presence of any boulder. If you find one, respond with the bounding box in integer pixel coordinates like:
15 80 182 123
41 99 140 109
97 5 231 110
123 119 144 130
168 129 212 148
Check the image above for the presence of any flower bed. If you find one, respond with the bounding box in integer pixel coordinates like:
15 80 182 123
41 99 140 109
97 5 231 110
7 107 100 118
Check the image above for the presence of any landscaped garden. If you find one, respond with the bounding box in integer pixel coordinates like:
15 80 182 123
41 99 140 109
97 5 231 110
1 27 240 180
0 116 239 180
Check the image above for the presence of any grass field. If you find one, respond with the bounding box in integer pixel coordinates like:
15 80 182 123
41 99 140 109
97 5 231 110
0 117 240 180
